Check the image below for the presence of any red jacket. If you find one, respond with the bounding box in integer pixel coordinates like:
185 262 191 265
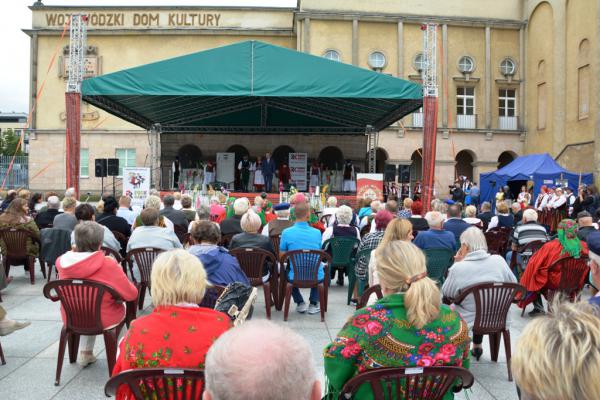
56 251 138 328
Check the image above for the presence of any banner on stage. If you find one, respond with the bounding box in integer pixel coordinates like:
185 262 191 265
216 152 235 187
123 167 150 210
289 152 307 191
356 173 384 201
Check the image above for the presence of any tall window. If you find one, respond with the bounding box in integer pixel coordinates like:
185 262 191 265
578 65 590 120
116 148 136 177
456 87 475 115
499 89 516 117
80 148 89 178
537 83 546 130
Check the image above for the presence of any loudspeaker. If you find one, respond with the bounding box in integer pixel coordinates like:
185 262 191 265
399 165 411 183
94 158 107 177
107 158 119 176
384 164 397 182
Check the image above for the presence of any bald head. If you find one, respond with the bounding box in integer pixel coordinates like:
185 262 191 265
204 320 320 400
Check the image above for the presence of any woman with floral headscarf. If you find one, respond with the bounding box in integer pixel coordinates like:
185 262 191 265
519 219 589 316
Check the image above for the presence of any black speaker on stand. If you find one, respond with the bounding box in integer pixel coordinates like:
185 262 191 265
107 158 119 197
95 159 107 196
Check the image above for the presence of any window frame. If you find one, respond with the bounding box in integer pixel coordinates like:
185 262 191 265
323 49 341 62
413 53 427 72
458 56 475 74
368 51 387 70
537 83 547 130
115 148 136 178
80 148 89 178
498 89 517 118
456 86 476 116
578 64 590 120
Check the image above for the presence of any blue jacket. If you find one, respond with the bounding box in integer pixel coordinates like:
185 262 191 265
443 218 471 242
188 244 250 287
261 158 276 176
413 229 457 252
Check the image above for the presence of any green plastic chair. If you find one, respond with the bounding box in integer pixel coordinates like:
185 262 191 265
348 248 373 305
423 248 454 285
322 237 360 294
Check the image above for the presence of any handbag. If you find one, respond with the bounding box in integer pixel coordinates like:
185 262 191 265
215 282 258 326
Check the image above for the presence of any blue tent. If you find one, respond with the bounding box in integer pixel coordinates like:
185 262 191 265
479 153 593 204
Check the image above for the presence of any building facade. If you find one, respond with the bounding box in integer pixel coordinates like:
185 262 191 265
23 0 598 193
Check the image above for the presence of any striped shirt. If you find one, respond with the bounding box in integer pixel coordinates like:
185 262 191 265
511 222 549 246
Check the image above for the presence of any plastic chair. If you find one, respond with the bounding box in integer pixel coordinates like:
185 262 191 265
219 233 235 249
280 250 331 322
43 279 129 385
230 247 277 319
199 284 225 309
510 240 546 279
174 224 188 245
0 227 40 285
125 248 165 310
322 237 360 286
0 338 5 365
111 230 129 257
356 284 383 310
545 256 590 305
320 214 332 227
101 246 128 276
339 366 474 400
269 235 281 259
105 368 205 399
40 228 72 283
348 248 372 305
485 227 511 255
423 248 454 285
452 282 526 381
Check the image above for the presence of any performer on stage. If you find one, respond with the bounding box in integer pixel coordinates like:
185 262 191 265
238 155 251 192
253 157 265 192
534 185 548 210
413 181 422 199
309 160 320 190
203 160 215 192
342 159 356 193
517 185 531 209
278 162 291 189
172 156 180 189
261 152 276 193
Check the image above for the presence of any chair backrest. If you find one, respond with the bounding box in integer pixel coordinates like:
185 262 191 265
174 224 188 245
0 227 36 258
484 230 509 255
355 248 372 269
280 249 331 284
102 246 123 263
320 214 332 226
339 366 474 400
182 232 191 247
423 248 454 283
40 228 72 265
553 256 590 294
126 248 165 286
199 284 225 309
357 284 383 310
219 233 235 249
229 247 276 285
43 279 124 334
323 237 361 267
269 235 281 259
455 282 526 333
105 368 205 399
209 213 220 222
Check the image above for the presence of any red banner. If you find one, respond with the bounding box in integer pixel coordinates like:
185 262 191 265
356 173 384 201
422 95 439 212
65 92 81 197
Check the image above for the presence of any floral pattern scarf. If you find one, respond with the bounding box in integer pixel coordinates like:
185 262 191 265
557 219 583 258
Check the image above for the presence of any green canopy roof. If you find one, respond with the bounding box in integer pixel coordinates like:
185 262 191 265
82 40 422 134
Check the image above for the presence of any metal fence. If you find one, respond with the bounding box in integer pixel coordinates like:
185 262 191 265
0 155 28 189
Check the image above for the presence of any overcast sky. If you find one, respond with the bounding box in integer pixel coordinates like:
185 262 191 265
0 0 296 114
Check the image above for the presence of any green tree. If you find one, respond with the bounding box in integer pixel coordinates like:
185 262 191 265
0 128 25 156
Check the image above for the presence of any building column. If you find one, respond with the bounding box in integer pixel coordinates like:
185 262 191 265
519 26 526 130
397 21 404 77
352 19 359 66
442 24 448 129
303 17 311 53
296 18 301 51
29 33 38 129
485 26 492 130
595 1 600 187
552 2 567 156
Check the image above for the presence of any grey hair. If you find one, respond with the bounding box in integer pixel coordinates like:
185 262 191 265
370 200 382 212
275 208 290 218
511 202 521 212
460 227 488 252
74 221 104 252
204 320 317 400
47 196 61 209
481 201 492 211
210 196 219 204
424 211 443 228
196 205 210 220
144 195 162 210
65 187 76 198
336 205 353 225
233 197 250 215
523 208 538 222
326 196 337 207
241 211 262 233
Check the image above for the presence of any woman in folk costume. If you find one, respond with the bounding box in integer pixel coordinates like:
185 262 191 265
203 160 216 191
342 159 356 193
309 160 320 190
547 187 568 232
517 185 531 209
518 219 588 316
253 157 265 192
534 185 548 210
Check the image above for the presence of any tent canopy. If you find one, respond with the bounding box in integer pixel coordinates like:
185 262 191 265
81 40 423 134
479 153 593 203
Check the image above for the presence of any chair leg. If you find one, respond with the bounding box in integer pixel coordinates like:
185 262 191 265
520 304 526 317
263 283 271 320
67 333 80 364
318 284 325 322
138 284 147 310
55 327 68 386
47 263 54 283
503 330 513 382
283 284 292 322
278 270 286 311
39 258 47 279
103 328 119 376
0 338 5 365
489 332 501 362
28 257 35 285
347 273 355 305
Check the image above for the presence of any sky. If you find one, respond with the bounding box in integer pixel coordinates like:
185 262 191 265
0 0 296 114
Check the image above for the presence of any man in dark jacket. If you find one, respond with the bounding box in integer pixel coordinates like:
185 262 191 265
159 195 188 231
220 198 249 236
450 183 465 204
96 196 131 238
443 204 470 242
477 201 494 229
35 195 62 228
261 152 277 193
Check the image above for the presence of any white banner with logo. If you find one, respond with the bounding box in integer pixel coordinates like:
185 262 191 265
289 152 307 191
122 167 150 210
216 152 235 186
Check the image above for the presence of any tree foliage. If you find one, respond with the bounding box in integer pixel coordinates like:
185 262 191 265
0 129 25 156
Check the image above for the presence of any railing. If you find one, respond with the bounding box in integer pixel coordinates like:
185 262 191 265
0 155 28 189
412 112 423 127
498 116 518 130
456 114 477 129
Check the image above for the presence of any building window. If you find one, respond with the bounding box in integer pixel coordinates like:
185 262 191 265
537 83 546 130
578 64 590 120
457 87 475 115
458 56 475 74
116 148 136 177
414 53 426 72
499 89 516 117
80 148 89 178
323 50 341 62
500 58 516 76
368 51 386 70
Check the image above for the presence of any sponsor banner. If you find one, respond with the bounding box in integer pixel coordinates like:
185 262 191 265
216 152 235 186
357 173 384 201
123 167 150 210
289 152 307 191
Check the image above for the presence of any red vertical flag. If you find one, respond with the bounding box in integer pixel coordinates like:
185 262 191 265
421 95 439 212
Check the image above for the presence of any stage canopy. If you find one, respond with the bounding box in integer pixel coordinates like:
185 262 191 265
81 40 422 135
480 153 593 202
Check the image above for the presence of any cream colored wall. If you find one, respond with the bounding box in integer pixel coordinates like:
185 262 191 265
490 29 520 127
525 1 554 154
300 0 522 21
356 21 397 74
309 20 353 63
